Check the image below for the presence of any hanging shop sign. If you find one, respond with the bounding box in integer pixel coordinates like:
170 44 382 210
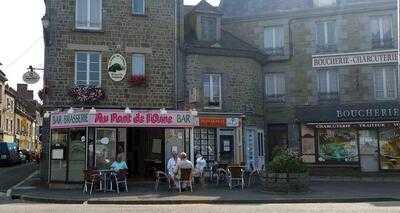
107 54 127 82
312 49 398 68
50 110 194 129
22 70 40 84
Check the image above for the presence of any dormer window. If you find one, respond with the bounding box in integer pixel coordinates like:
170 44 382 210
201 16 217 41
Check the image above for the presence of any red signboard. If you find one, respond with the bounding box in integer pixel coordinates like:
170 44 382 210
199 117 227 128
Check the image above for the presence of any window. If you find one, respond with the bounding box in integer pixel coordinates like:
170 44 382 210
265 73 285 97
371 16 393 49
132 0 145 15
374 67 397 100
313 0 336 7
6 119 8 132
264 26 284 55
316 21 336 52
317 129 359 163
76 0 102 30
203 74 221 108
132 54 145 76
318 69 339 100
75 52 101 86
201 16 217 41
194 128 217 162
257 131 265 157
379 129 400 170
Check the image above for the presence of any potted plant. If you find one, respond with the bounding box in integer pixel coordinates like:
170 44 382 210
266 147 309 192
129 75 146 86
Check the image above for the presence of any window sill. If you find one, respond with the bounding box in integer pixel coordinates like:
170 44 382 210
132 13 147 17
74 28 104 33
204 107 222 110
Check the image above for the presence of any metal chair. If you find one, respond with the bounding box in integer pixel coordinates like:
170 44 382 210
227 166 245 190
112 169 129 194
83 169 102 195
154 171 171 192
178 168 193 192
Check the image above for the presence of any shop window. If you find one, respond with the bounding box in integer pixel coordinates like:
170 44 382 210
313 0 336 7
315 20 337 53
201 16 217 41
374 67 397 100
95 128 117 170
75 0 102 30
267 124 288 160
264 26 284 56
194 128 217 162
68 129 86 182
317 129 359 163
50 130 68 182
132 54 145 76
379 129 400 170
203 74 221 109
371 16 393 49
265 73 285 102
317 69 339 100
75 52 101 86
132 0 145 15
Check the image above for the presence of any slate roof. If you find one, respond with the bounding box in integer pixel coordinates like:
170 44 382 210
0 70 7 82
191 0 223 15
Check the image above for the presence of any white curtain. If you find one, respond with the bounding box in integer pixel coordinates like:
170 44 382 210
76 0 87 28
385 68 396 98
264 27 274 49
132 54 145 76
327 21 336 44
318 70 328 93
89 0 102 28
265 74 275 96
374 69 385 98
275 26 284 48
316 22 325 45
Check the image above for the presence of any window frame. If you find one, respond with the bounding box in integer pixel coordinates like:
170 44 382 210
74 51 102 87
132 0 145 15
203 74 222 109
200 16 218 41
257 130 265 157
313 0 336 7
264 25 284 49
265 73 286 97
317 69 339 94
373 67 398 100
370 15 394 48
132 54 146 76
75 0 103 30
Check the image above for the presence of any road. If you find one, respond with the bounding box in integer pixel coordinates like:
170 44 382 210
0 203 399 213
0 163 38 192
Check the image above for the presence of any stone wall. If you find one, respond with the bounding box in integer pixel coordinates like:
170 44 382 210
184 54 264 127
44 0 178 109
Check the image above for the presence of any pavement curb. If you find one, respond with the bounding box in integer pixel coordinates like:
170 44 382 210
13 194 400 205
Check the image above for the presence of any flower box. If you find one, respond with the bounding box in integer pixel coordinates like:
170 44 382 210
129 75 146 86
68 86 105 104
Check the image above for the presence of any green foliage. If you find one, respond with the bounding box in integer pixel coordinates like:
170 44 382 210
269 147 309 174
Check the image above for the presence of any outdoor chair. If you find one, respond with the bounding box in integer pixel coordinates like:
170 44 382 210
83 169 103 195
112 169 129 194
178 168 193 192
248 164 265 187
154 171 171 192
227 166 245 190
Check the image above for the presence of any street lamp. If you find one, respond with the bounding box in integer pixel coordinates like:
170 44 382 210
124 107 132 114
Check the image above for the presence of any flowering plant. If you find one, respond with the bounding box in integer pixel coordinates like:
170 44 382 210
38 87 49 101
129 75 146 86
68 85 105 104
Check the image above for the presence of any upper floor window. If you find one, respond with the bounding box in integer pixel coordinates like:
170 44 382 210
132 0 145 15
318 69 339 101
76 0 102 30
374 67 397 100
75 52 101 86
264 26 284 56
203 74 221 108
266 73 285 98
371 16 393 49
316 21 336 52
201 16 217 41
313 0 336 7
132 54 145 76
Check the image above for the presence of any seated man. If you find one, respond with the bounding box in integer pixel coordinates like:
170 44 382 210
194 154 207 177
110 154 128 172
177 152 193 190
167 151 180 187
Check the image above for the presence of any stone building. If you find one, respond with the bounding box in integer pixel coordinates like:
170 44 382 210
221 0 399 172
0 70 8 141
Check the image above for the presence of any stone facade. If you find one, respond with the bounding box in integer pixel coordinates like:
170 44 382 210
43 0 179 109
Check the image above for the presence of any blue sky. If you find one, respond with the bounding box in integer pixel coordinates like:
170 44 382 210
0 0 220 100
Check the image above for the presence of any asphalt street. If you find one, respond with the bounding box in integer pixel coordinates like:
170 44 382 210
0 203 399 213
0 163 38 192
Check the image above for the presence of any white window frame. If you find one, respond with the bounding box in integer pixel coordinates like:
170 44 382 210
74 52 102 86
370 16 393 45
313 0 336 7
265 73 285 97
132 0 145 15
75 0 102 30
264 26 284 49
316 21 336 45
317 69 339 94
132 54 145 76
204 74 222 109
374 67 398 100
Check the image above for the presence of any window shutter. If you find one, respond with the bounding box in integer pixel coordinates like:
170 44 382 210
76 0 87 28
264 27 274 49
316 22 325 45
89 0 101 28
374 70 385 98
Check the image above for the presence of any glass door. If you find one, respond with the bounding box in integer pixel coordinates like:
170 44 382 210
95 128 117 169
68 128 86 182
359 130 379 172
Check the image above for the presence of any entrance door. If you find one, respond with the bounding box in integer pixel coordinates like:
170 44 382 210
219 134 234 164
359 130 379 172
267 124 288 160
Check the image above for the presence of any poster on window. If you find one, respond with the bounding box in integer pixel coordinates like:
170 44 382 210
318 129 359 163
379 129 400 170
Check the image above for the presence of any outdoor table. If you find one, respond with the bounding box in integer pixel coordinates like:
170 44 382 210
98 169 115 192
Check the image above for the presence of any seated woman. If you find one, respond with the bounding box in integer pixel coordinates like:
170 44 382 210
110 154 128 172
194 154 207 177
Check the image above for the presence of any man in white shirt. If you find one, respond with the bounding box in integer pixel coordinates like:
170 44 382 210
167 151 180 187
177 152 193 190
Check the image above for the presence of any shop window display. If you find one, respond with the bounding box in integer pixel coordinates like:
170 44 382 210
194 128 216 162
317 129 359 163
379 129 400 170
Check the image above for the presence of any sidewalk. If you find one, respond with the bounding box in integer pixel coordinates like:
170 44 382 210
10 174 400 204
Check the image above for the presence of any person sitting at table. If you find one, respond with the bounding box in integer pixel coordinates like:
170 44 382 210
110 154 128 172
194 154 207 176
167 151 180 187
177 152 193 190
